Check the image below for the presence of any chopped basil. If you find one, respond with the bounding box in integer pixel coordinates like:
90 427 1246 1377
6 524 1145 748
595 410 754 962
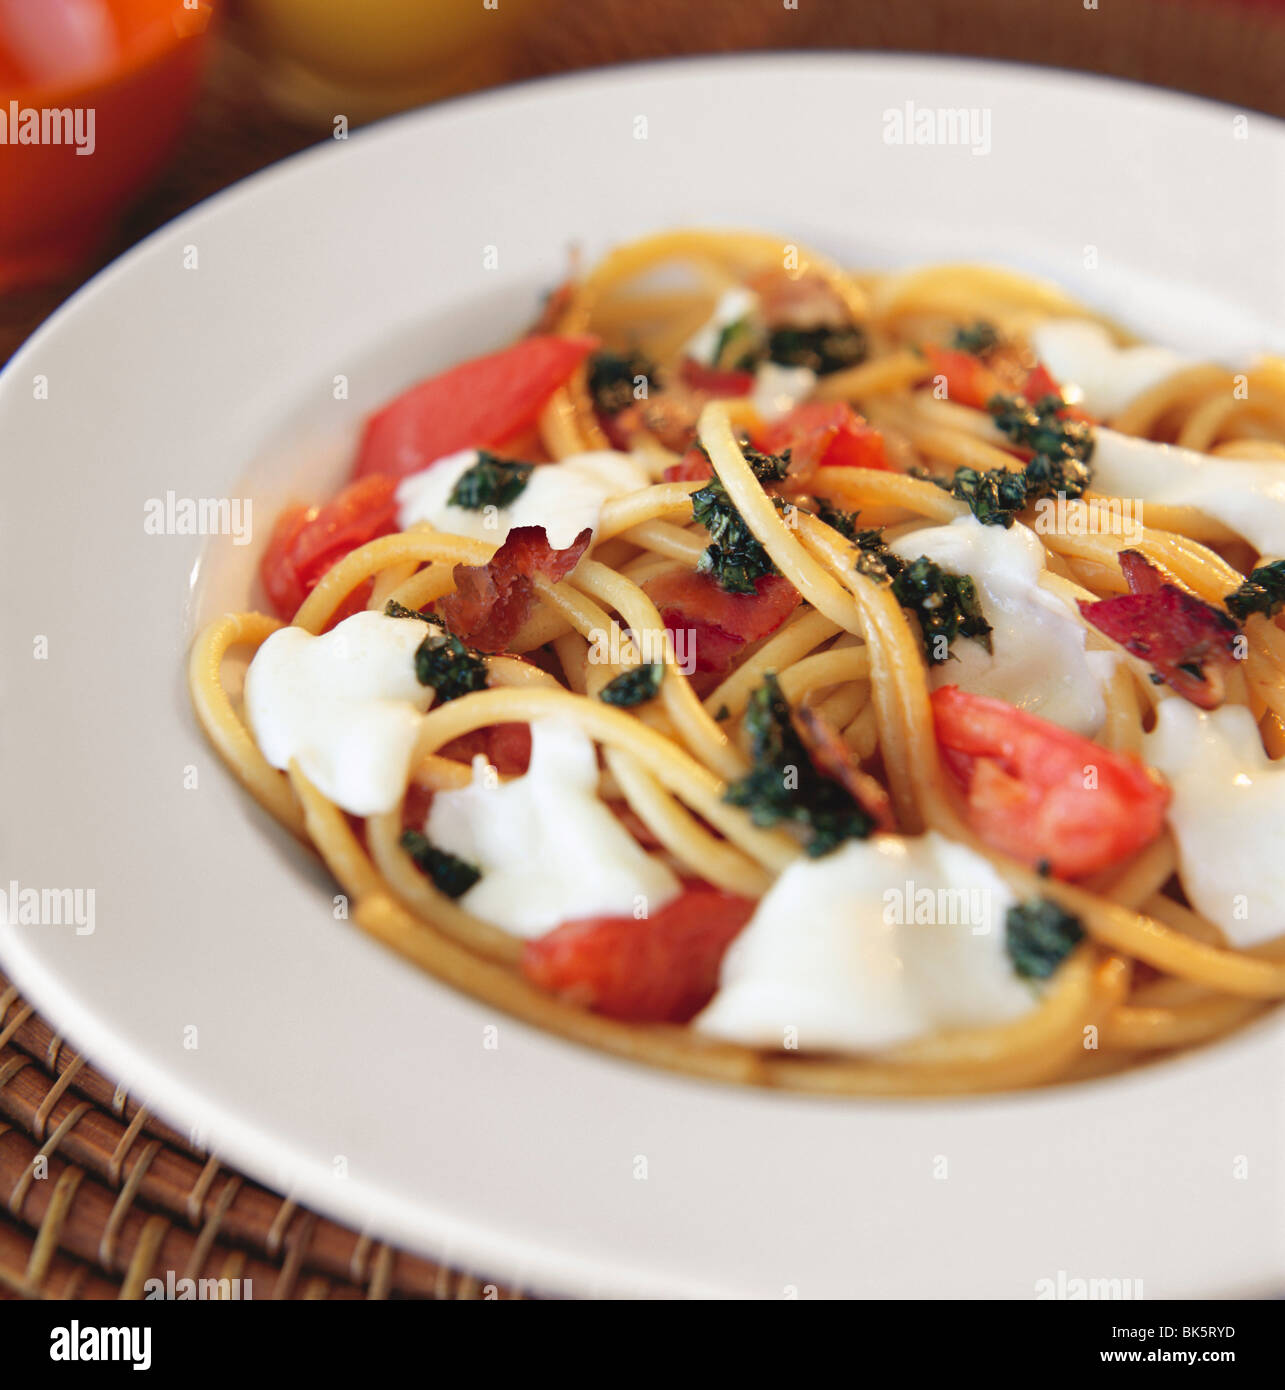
943 465 1031 528
447 452 533 510
767 324 867 375
950 321 1000 356
1005 898 1084 979
399 830 481 899
890 557 993 664
599 663 663 707
711 316 763 371
813 498 861 541
691 447 790 594
841 529 992 663
724 673 877 856
384 600 489 702
1225 560 1285 622
989 392 1094 474
588 348 656 415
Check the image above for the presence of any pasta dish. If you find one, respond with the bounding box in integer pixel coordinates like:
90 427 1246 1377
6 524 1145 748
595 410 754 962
190 229 1285 1094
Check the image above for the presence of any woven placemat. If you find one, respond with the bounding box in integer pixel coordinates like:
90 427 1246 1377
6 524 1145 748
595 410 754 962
0 969 523 1299
3 0 1283 1303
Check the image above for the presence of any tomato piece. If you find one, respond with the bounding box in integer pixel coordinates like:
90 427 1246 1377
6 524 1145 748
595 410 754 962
259 475 399 620
352 334 598 481
756 401 889 474
662 446 715 483
259 504 314 619
678 357 756 397
644 569 800 677
931 685 1170 879
924 346 1005 409
521 888 756 1022
1022 362 1061 401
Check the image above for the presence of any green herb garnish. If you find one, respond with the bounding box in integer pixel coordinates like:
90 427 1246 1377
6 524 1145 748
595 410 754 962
1005 898 1084 979
724 673 877 856
934 393 1094 528
951 321 1000 356
943 465 1031 528
588 349 656 415
599 663 663 708
890 556 993 664
1225 560 1285 622
399 830 481 900
714 316 766 371
989 392 1094 472
814 498 861 541
839 530 992 662
690 447 790 594
385 600 489 702
767 324 868 375
447 452 533 510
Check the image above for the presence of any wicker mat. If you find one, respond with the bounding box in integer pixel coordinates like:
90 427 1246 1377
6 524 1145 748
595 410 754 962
0 971 522 1300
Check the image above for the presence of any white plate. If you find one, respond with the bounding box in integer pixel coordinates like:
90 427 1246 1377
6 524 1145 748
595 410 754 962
3 55 1283 1299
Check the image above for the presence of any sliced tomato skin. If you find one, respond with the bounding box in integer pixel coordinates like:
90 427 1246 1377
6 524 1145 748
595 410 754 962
924 346 1003 409
662 446 715 483
644 569 800 677
678 358 756 397
352 334 598 481
259 475 399 620
931 685 1170 879
756 401 889 474
521 888 757 1022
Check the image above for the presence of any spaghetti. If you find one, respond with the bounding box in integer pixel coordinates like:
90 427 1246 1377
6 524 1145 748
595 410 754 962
190 229 1285 1095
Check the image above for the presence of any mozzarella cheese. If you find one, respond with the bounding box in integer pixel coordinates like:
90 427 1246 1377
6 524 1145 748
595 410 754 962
1143 701 1285 947
683 286 759 365
1091 427 1285 560
694 833 1038 1053
1030 319 1190 419
426 717 681 938
888 515 1112 735
243 611 433 816
395 448 650 550
751 362 817 421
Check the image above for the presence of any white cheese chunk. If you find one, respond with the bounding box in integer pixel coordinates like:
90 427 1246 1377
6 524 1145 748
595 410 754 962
1143 701 1285 947
395 448 650 550
683 287 759 365
888 515 1111 736
695 833 1038 1053
243 611 433 816
1091 427 1285 560
751 362 817 421
1030 319 1190 419
426 717 681 938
